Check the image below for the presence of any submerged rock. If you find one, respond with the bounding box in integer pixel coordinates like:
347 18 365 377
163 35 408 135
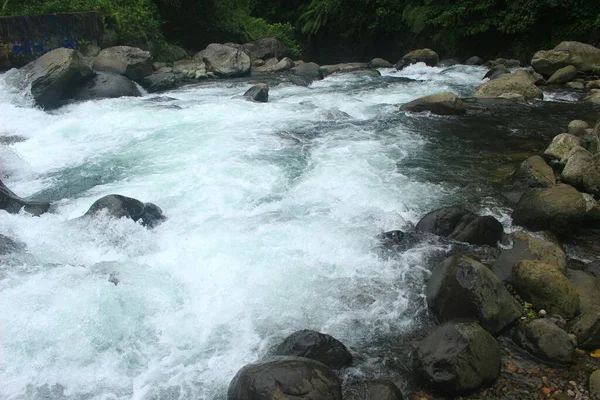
413 321 500 395
513 319 575 364
427 255 521 335
194 44 251 77
243 83 269 102
512 155 556 189
93 46 153 82
275 329 352 369
396 48 439 69
227 356 342 400
0 178 50 216
400 92 466 115
343 381 403 400
69 72 141 100
84 194 166 228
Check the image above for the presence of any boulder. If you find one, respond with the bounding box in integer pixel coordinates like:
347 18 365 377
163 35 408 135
492 232 567 283
84 194 166 228
416 206 503 246
400 92 466 116
291 62 324 82
512 260 579 319
252 59 265 67
546 65 578 85
512 184 586 237
465 56 485 66
591 370 600 400
562 147 600 194
427 255 521 335
68 72 141 100
567 81 585 90
241 38 285 61
142 72 177 93
270 57 294 72
512 155 556 189
568 120 589 136
194 44 250 77
378 230 426 252
483 64 509 80
567 269 600 349
474 71 543 100
587 80 600 90
243 83 269 103
0 178 50 216
0 234 25 255
413 321 500 395
369 58 393 68
93 46 153 82
531 41 600 77
343 381 404 400
582 90 600 104
513 319 575 364
275 330 352 369
530 72 546 86
264 57 279 68
227 356 342 400
21 48 93 109
544 133 582 162
397 48 439 69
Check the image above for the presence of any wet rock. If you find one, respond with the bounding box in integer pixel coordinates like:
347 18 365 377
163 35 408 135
492 232 567 283
69 71 141 100
400 92 466 116
465 56 485 66
378 230 426 252
427 255 521 335
531 41 600 77
142 72 176 93
241 38 285 61
21 48 93 109
343 381 403 400
84 194 166 228
562 147 600 194
270 57 294 72
227 356 342 400
244 83 269 102
568 120 589 136
544 133 582 162
0 178 50 216
512 184 586 237
512 155 556 189
0 234 25 255
567 269 600 349
369 58 393 68
483 64 509 80
590 370 600 399
513 319 575 364
396 48 439 69
513 260 579 319
291 62 324 82
416 206 503 246
547 65 578 84
93 46 153 82
413 321 500 395
275 329 352 369
475 71 543 100
194 44 250 78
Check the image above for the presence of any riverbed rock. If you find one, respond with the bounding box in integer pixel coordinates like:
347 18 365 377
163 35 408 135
142 72 177 93
275 330 352 370
530 72 546 85
474 71 543 100
531 41 600 77
291 62 323 82
369 58 393 68
465 56 485 66
0 234 25 255
400 92 466 116
512 155 556 189
21 48 93 109
0 178 50 216
582 90 600 104
567 81 585 90
227 356 342 400
397 48 439 69
492 232 567 283
93 46 153 82
483 64 509 80
587 80 600 90
568 120 589 136
413 321 500 395
567 269 600 349
84 194 166 228
416 206 503 246
562 147 600 194
242 38 285 61
513 260 579 319
243 83 269 102
513 319 575 364
512 184 586 237
271 57 295 72
69 71 141 100
427 255 521 335
544 133 582 162
343 381 403 400
591 370 600 400
194 44 250 77
547 65 578 84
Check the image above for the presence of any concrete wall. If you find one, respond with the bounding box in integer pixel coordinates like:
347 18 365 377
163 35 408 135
0 12 103 69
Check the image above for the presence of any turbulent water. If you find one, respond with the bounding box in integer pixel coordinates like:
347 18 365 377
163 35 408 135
0 64 596 399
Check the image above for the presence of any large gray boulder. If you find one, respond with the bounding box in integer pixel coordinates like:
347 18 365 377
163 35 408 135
21 48 93 109
512 155 556 189
84 194 166 228
400 92 466 116
413 321 500 395
227 356 342 400
474 71 543 100
492 232 567 283
194 44 250 77
291 62 324 82
0 178 50 216
513 319 575 364
531 41 600 77
416 206 503 246
275 330 352 370
241 38 285 61
93 46 153 82
546 65 578 84
69 72 141 100
561 147 600 194
427 255 521 335
343 381 404 400
396 48 439 69
511 184 586 237
513 260 579 319
544 133 582 162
